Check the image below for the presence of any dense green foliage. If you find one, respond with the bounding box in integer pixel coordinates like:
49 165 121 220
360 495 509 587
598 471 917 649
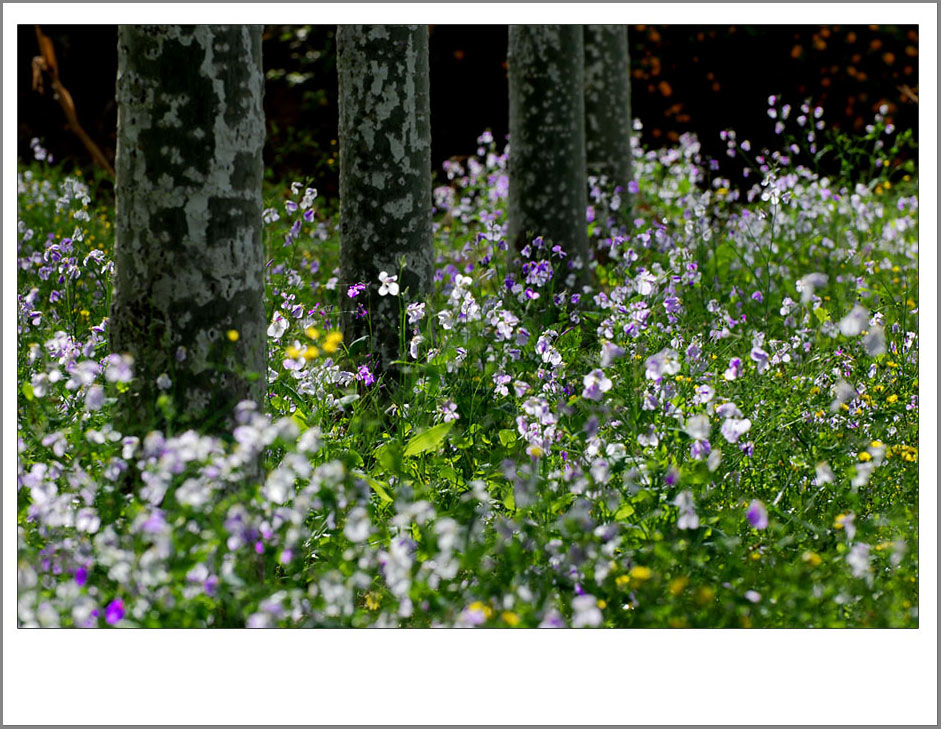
17 101 918 627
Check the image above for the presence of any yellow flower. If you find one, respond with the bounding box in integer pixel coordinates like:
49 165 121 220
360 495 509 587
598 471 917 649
305 326 320 340
226 329 239 342
502 611 521 627
833 513 848 529
616 575 631 588
870 440 883 448
669 576 689 596
694 586 715 604
858 451 872 462
597 599 607 609
629 565 652 581
364 593 380 611
469 601 493 620
802 551 822 567
322 331 343 354
285 345 302 359
303 346 320 361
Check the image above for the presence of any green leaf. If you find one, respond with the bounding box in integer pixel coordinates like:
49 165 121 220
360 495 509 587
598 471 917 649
351 469 393 503
291 412 308 432
498 429 517 447
347 335 370 356
439 465 459 484
813 307 830 323
21 383 34 401
403 421 454 458
374 442 402 474
614 502 636 520
452 434 474 449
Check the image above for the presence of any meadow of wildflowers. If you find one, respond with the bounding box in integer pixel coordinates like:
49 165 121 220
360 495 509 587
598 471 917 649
16 99 919 629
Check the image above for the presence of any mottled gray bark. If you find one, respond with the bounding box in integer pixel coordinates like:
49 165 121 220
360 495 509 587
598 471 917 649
584 25 634 199
111 25 266 434
337 25 433 373
507 25 589 288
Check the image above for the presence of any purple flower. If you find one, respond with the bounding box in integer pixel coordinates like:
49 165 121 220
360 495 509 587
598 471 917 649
664 466 680 487
140 510 167 534
628 180 640 194
347 283 366 299
104 354 134 383
582 369 613 401
105 599 124 625
750 346 770 374
74 565 88 587
746 499 768 530
539 611 566 628
406 302 426 324
600 340 626 368
720 417 752 444
84 385 105 411
440 400 459 422
690 439 711 461
254 541 265 555
644 348 681 381
357 365 375 387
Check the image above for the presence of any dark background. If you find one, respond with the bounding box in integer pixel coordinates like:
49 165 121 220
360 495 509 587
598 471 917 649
18 24 919 198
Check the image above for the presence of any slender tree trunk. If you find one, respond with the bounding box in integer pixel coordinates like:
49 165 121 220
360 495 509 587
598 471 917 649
507 24 589 289
584 25 634 202
111 25 267 435
337 24 433 374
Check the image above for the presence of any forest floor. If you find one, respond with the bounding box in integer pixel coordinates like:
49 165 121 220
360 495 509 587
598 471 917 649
15 101 919 628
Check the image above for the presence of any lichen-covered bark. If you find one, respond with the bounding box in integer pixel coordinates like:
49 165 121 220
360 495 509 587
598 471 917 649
337 25 433 373
507 25 589 288
584 25 634 201
111 25 266 434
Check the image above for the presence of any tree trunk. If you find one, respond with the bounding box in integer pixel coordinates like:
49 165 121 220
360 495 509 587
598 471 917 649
507 25 589 288
111 25 267 435
584 25 634 200
337 24 433 374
